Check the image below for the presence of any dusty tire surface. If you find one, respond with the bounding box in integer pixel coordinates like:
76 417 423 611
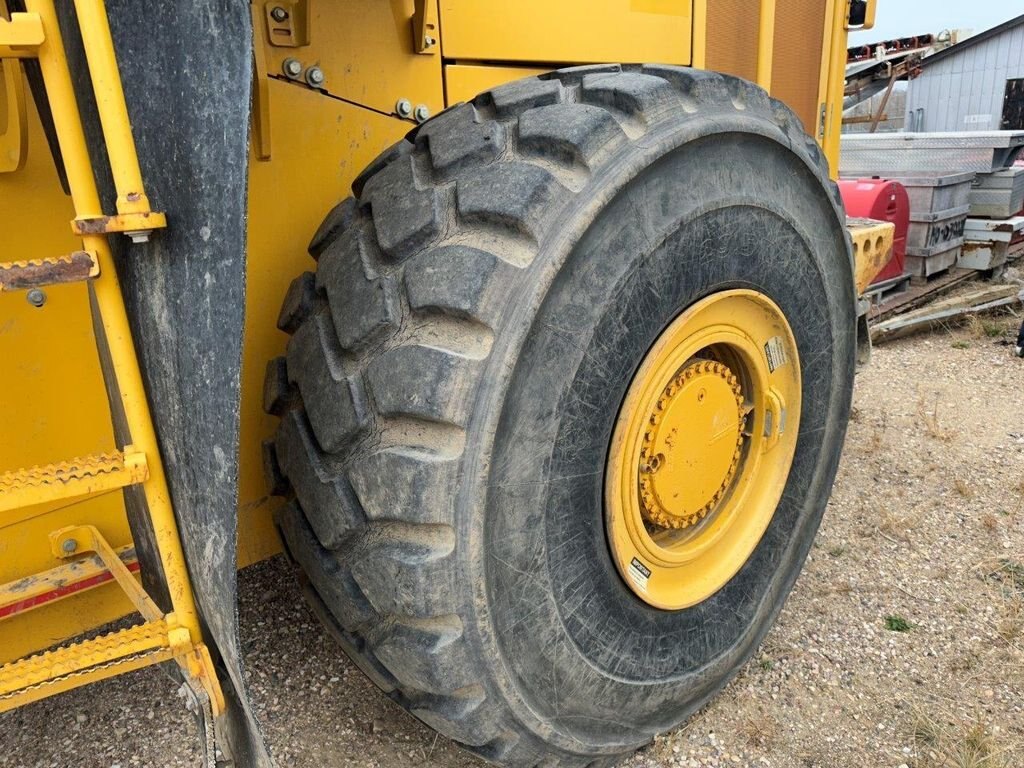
264 64 854 767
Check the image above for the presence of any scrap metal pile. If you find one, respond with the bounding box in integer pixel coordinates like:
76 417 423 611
839 131 1024 346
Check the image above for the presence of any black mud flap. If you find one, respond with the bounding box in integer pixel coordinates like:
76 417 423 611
56 2 270 765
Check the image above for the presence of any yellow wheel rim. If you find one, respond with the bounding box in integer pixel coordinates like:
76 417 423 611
606 289 801 610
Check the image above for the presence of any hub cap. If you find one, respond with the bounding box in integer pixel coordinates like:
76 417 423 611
606 290 802 610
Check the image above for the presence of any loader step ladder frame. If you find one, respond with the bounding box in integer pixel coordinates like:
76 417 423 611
0 0 223 714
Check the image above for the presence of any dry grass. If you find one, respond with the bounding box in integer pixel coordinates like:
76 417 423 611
738 710 778 750
878 508 922 541
911 710 1010 768
996 599 1023 644
954 476 975 499
917 393 956 442
965 314 1008 340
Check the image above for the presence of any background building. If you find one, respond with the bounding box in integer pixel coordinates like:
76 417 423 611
905 14 1024 132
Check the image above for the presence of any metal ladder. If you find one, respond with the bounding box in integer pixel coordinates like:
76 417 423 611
0 0 222 714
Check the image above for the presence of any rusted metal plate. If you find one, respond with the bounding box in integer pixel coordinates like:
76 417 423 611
0 250 97 290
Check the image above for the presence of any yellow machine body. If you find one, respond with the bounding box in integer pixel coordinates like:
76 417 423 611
0 0 876 679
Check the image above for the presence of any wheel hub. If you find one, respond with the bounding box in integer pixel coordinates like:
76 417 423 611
605 289 802 610
639 360 744 530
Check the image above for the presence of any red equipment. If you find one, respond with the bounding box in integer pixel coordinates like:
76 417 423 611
838 178 910 284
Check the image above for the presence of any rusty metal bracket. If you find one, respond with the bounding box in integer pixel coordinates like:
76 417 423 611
263 0 308 48
412 0 438 54
0 249 98 290
72 210 167 241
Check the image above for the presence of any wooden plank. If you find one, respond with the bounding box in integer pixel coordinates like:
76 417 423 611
868 267 976 322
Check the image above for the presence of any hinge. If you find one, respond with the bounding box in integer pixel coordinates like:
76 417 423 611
263 0 309 48
412 0 438 55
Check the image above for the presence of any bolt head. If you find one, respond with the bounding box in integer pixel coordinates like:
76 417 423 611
414 104 430 123
424 36 437 47
305 66 325 87
395 98 413 118
270 5 289 22
282 58 302 78
26 288 46 307
61 538 77 554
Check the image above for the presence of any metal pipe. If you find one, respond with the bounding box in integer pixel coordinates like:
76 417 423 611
70 0 151 215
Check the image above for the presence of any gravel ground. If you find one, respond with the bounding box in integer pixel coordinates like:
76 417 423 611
2 309 1022 768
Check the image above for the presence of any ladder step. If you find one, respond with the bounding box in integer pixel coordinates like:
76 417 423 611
0 620 174 712
0 449 148 514
0 250 98 291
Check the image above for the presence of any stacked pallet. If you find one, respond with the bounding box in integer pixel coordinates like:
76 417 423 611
962 167 1024 273
900 173 972 278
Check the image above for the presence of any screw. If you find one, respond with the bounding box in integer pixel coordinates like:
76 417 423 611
304 66 325 87
395 98 413 118
270 5 289 22
414 104 430 123
282 57 302 78
26 288 46 307
61 538 77 554
424 35 437 47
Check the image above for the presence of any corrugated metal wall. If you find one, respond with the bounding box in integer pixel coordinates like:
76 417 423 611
905 22 1024 131
705 0 825 134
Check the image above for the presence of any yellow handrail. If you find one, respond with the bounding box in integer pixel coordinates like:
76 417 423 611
24 0 203 662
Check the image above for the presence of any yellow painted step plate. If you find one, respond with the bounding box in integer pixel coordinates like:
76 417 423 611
0 619 173 712
0 449 148 514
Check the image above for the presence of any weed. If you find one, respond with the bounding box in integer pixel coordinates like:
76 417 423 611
885 614 912 632
758 656 774 671
828 545 847 558
980 513 998 532
951 339 971 349
966 314 1008 340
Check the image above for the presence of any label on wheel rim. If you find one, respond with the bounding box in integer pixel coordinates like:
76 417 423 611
764 336 788 373
627 557 652 591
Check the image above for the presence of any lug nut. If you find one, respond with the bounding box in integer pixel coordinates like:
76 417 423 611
304 66 325 87
395 98 413 118
270 5 289 22
414 104 430 123
282 57 302 78
26 288 46 308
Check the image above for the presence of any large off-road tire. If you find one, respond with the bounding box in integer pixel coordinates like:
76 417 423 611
264 65 854 766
